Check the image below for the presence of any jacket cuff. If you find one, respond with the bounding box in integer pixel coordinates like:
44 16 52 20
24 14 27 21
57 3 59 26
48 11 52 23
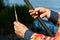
24 30 34 40
48 10 58 25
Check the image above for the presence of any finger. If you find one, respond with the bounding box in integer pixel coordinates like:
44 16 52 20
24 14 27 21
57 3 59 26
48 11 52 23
14 23 21 30
35 7 46 13
34 16 38 19
30 11 36 15
32 15 38 19
14 21 19 26
40 13 46 18
39 8 46 13
29 10 34 13
14 25 19 30
33 12 38 19
14 25 18 31
35 7 41 12
36 11 38 15
14 25 22 31
14 21 22 27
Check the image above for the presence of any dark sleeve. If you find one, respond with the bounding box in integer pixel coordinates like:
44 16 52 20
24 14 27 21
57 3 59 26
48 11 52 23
24 30 34 40
48 10 58 25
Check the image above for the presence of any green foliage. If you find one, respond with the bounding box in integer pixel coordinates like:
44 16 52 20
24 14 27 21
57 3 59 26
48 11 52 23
15 5 34 24
0 6 15 35
0 5 34 35
0 0 4 11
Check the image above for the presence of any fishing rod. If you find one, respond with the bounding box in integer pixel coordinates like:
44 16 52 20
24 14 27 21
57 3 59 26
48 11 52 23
24 0 54 37
14 5 18 21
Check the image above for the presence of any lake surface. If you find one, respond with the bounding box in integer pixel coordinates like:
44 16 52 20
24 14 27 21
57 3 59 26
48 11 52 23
29 0 60 12
30 0 60 12
4 0 60 12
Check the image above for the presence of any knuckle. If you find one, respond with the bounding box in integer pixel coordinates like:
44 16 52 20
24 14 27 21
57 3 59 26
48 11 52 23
29 10 33 13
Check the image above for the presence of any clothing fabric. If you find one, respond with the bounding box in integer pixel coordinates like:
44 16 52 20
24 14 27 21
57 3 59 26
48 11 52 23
24 10 60 40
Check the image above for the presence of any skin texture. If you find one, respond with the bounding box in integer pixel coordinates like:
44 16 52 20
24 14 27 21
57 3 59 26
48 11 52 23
29 7 51 19
14 21 28 38
14 7 58 38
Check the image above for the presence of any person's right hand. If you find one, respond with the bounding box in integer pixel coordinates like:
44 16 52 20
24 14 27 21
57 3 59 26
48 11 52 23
29 7 51 19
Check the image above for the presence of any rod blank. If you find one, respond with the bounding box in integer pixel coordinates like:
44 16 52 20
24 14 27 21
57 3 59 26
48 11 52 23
24 0 54 37
14 5 18 21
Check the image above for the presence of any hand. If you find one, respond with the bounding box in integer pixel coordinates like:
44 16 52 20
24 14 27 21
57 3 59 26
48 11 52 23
29 7 51 19
14 21 28 38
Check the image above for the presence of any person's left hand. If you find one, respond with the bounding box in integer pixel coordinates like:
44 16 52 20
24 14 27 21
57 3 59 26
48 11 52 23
14 21 28 38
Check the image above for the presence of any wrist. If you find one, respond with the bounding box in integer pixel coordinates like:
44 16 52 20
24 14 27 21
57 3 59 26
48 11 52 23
46 9 51 19
24 30 34 40
23 28 29 38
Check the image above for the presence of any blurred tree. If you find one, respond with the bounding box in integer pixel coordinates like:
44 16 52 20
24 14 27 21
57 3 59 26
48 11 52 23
0 5 34 35
0 0 4 11
0 6 15 35
15 5 34 24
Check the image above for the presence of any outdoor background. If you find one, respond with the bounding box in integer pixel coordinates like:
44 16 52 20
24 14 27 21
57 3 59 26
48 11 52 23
0 0 60 40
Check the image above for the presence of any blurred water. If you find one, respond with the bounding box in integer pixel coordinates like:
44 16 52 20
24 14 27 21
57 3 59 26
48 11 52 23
4 0 60 12
29 0 60 12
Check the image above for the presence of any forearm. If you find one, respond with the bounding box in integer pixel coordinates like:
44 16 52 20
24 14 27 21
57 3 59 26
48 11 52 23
24 11 60 40
30 14 60 40
24 30 34 40
24 29 59 40
48 10 58 25
24 30 55 40
30 13 60 40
